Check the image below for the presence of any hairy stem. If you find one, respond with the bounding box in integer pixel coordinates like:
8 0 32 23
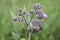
28 33 32 40
22 13 34 40
28 13 34 25
22 15 28 40
27 13 34 40
22 15 27 25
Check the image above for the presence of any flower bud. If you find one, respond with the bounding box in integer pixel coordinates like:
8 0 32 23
22 6 26 14
30 10 34 14
18 8 22 16
13 17 18 21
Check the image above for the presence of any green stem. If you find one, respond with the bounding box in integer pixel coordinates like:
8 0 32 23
27 13 34 40
28 13 34 25
22 15 27 25
22 15 28 40
28 33 32 40
22 13 34 40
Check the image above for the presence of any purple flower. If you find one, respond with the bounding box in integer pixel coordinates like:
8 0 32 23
13 17 23 22
43 13 48 18
34 3 42 10
28 19 44 33
12 3 48 34
17 17 23 22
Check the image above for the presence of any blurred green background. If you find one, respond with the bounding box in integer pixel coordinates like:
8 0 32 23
0 0 60 40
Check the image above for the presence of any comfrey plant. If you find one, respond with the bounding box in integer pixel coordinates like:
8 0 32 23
10 3 48 40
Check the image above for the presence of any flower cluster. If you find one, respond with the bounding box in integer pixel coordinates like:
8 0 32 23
28 3 48 33
13 3 48 34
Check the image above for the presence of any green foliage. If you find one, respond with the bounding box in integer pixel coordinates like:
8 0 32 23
0 0 60 40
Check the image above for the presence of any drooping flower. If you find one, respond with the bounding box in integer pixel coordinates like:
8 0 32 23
38 13 48 19
42 13 48 18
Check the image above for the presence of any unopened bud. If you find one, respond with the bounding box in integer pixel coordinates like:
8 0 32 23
13 17 18 21
18 8 22 16
23 6 26 14
30 10 34 14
